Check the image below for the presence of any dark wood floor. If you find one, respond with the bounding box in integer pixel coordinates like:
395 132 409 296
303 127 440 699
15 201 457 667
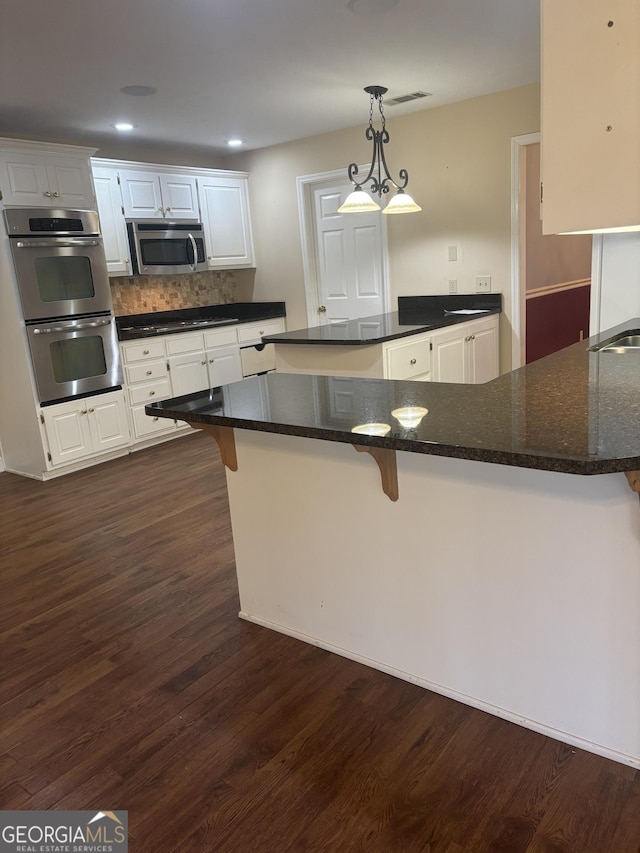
1 432 639 852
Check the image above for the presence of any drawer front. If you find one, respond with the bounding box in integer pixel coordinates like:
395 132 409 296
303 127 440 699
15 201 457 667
241 343 276 376
126 360 168 384
131 405 175 439
237 318 285 346
204 327 238 348
386 338 431 380
121 339 165 364
128 377 172 406
166 332 204 356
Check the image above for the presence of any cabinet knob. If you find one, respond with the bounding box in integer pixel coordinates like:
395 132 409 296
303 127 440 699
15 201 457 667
43 191 52 198
165 207 171 213
88 407 94 413
149 390 156 396
153 417 159 422
201 359 207 365
146 369 152 375
471 334 476 340
209 358 215 363
410 358 417 365
52 191 60 198
80 409 87 415
143 349 150 355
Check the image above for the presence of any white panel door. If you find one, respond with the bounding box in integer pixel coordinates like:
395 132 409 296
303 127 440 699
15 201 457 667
92 166 131 274
199 177 255 267
42 401 92 466
1 153 50 205
207 346 243 386
119 169 164 219
158 174 199 220
46 156 96 208
431 325 468 383
169 352 208 396
468 318 499 384
313 183 386 325
88 392 130 451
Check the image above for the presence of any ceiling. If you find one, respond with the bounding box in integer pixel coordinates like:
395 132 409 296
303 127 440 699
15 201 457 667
0 0 540 159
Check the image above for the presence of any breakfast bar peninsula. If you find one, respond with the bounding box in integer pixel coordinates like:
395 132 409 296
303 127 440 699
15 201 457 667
148 321 640 769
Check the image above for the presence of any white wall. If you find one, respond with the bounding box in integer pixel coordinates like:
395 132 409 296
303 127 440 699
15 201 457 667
594 233 640 332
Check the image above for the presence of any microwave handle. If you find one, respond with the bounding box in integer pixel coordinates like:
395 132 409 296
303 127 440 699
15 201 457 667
15 239 100 248
187 233 197 272
32 317 112 334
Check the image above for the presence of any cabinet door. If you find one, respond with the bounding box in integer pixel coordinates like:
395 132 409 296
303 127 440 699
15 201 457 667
87 391 130 451
93 166 131 275
169 352 209 396
206 346 243 386
468 317 499 384
0 152 51 205
119 169 164 219
431 325 468 383
199 177 255 268
41 400 93 466
158 174 199 220
384 335 431 380
46 156 96 208
541 0 640 233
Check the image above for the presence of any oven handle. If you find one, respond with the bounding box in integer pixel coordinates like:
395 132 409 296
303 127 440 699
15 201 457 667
32 317 112 334
15 239 100 248
187 233 197 272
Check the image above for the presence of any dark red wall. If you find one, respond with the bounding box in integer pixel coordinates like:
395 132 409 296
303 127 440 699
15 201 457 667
526 284 591 364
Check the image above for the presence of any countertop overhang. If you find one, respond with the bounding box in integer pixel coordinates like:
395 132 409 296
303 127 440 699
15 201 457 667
147 319 640 476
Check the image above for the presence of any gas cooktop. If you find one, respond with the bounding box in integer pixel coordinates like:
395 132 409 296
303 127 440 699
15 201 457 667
120 317 239 335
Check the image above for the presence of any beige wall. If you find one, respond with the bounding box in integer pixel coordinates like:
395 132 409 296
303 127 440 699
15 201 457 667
230 83 540 372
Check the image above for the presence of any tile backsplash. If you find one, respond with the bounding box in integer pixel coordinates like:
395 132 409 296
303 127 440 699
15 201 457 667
110 270 238 316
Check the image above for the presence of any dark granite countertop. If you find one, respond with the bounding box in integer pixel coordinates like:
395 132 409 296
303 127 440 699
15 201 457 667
146 319 640 476
116 302 286 341
262 294 501 346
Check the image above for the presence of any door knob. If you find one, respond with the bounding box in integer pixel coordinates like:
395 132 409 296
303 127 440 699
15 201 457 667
318 305 327 313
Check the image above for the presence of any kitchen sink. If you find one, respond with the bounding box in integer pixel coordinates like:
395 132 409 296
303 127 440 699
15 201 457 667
590 331 640 353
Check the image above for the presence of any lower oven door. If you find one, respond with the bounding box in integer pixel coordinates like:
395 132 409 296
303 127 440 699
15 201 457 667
26 313 123 405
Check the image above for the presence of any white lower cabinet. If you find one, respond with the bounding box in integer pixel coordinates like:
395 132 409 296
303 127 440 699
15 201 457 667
121 322 253 445
431 315 499 384
41 390 130 467
383 332 432 381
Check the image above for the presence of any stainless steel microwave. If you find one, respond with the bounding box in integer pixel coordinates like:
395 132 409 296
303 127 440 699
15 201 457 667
127 221 207 275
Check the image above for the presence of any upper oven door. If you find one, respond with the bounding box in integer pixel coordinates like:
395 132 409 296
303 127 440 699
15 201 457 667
128 222 207 275
8 235 112 320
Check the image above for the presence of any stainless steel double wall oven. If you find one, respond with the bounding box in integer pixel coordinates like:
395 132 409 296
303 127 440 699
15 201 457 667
4 208 122 405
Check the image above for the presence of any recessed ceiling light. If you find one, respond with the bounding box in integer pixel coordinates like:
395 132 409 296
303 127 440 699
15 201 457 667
112 122 136 132
120 85 157 96
226 139 245 147
347 0 399 14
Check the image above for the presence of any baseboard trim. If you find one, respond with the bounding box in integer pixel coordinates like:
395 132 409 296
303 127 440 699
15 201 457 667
239 609 639 770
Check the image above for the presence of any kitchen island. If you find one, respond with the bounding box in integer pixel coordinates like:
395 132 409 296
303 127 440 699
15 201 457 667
148 320 640 769
263 294 501 382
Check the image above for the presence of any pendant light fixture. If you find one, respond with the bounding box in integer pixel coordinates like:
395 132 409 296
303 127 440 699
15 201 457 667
338 85 422 215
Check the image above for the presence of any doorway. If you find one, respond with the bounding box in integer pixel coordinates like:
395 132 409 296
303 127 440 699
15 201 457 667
511 136 593 367
297 169 389 328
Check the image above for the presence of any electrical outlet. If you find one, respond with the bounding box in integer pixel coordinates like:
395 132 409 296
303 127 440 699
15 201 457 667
476 275 491 292
448 279 458 294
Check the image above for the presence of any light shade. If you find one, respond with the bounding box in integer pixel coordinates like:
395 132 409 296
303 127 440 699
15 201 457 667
382 191 422 215
338 189 381 214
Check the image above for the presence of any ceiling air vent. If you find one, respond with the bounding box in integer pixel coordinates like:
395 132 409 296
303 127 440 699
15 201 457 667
385 91 432 106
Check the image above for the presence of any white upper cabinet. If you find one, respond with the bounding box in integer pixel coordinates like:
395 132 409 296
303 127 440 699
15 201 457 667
541 0 640 233
199 175 255 268
0 140 96 208
92 165 131 275
119 169 199 220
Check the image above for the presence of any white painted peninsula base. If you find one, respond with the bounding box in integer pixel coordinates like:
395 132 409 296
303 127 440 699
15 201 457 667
224 430 640 768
